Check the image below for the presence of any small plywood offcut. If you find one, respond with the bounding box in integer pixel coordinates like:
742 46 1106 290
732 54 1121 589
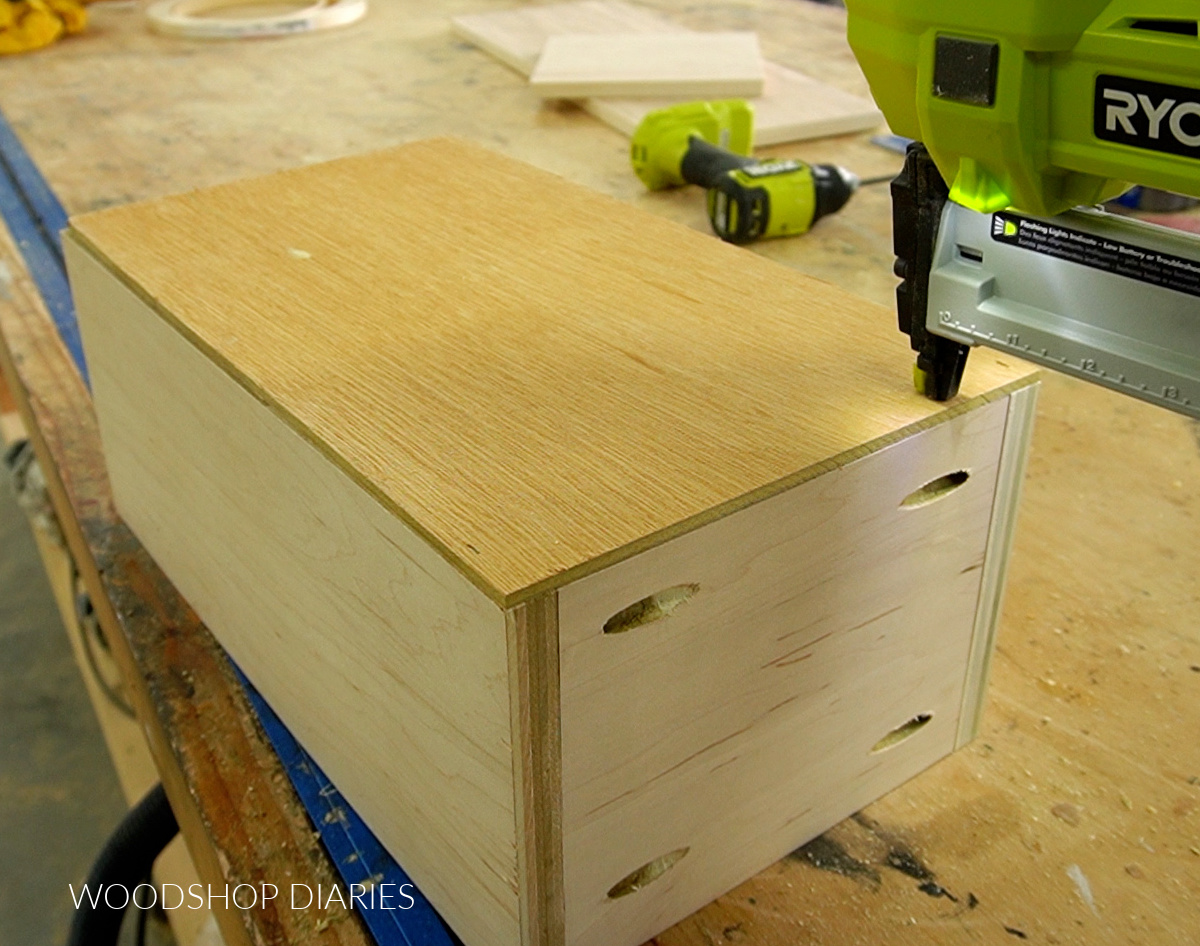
452 0 881 145
454 0 674 74
587 60 884 141
528 31 765 100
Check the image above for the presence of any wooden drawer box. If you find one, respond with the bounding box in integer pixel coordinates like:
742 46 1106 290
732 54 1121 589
63 138 1037 946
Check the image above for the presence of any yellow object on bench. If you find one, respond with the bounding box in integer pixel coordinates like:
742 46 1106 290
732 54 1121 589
0 0 88 55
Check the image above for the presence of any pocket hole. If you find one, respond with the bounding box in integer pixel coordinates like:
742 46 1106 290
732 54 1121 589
602 584 699 635
900 471 969 508
871 713 933 753
606 847 689 899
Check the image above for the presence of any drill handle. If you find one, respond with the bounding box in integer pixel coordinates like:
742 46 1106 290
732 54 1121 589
680 136 756 189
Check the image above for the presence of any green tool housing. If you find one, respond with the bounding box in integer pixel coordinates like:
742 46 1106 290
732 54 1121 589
846 0 1200 216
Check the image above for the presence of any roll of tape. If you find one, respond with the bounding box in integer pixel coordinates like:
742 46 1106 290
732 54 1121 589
146 0 367 40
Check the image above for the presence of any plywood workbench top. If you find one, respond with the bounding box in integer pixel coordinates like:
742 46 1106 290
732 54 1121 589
70 137 1030 605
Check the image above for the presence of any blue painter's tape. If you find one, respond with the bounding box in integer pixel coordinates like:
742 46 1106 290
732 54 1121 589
236 669 462 946
0 108 87 384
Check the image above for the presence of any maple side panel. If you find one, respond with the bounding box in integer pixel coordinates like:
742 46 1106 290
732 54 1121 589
65 234 522 946
557 396 1015 946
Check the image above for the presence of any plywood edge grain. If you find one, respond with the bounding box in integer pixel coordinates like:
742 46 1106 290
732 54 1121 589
527 31 766 102
506 595 566 946
450 17 538 74
957 381 1040 747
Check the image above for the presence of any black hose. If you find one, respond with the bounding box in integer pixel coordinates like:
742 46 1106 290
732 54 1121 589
65 782 179 946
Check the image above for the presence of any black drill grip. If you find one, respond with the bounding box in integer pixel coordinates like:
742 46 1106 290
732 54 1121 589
680 136 756 189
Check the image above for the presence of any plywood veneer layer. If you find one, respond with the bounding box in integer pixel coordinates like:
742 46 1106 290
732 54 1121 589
528 32 765 100
69 138 1028 605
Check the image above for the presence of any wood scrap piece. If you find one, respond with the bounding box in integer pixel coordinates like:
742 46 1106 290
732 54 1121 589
586 60 882 145
528 31 765 100
451 0 880 143
451 0 677 73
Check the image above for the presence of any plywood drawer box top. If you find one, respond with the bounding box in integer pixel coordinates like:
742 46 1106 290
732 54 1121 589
64 138 1038 946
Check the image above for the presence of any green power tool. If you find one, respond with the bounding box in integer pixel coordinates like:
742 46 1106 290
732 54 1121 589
845 0 1200 415
630 100 861 245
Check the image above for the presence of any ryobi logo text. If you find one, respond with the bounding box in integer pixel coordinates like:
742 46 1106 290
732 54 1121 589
1095 74 1200 159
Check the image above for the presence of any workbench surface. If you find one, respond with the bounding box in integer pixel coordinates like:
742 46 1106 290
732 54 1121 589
0 2 1197 945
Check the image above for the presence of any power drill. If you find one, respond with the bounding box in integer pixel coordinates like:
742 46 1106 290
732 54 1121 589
630 100 860 245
